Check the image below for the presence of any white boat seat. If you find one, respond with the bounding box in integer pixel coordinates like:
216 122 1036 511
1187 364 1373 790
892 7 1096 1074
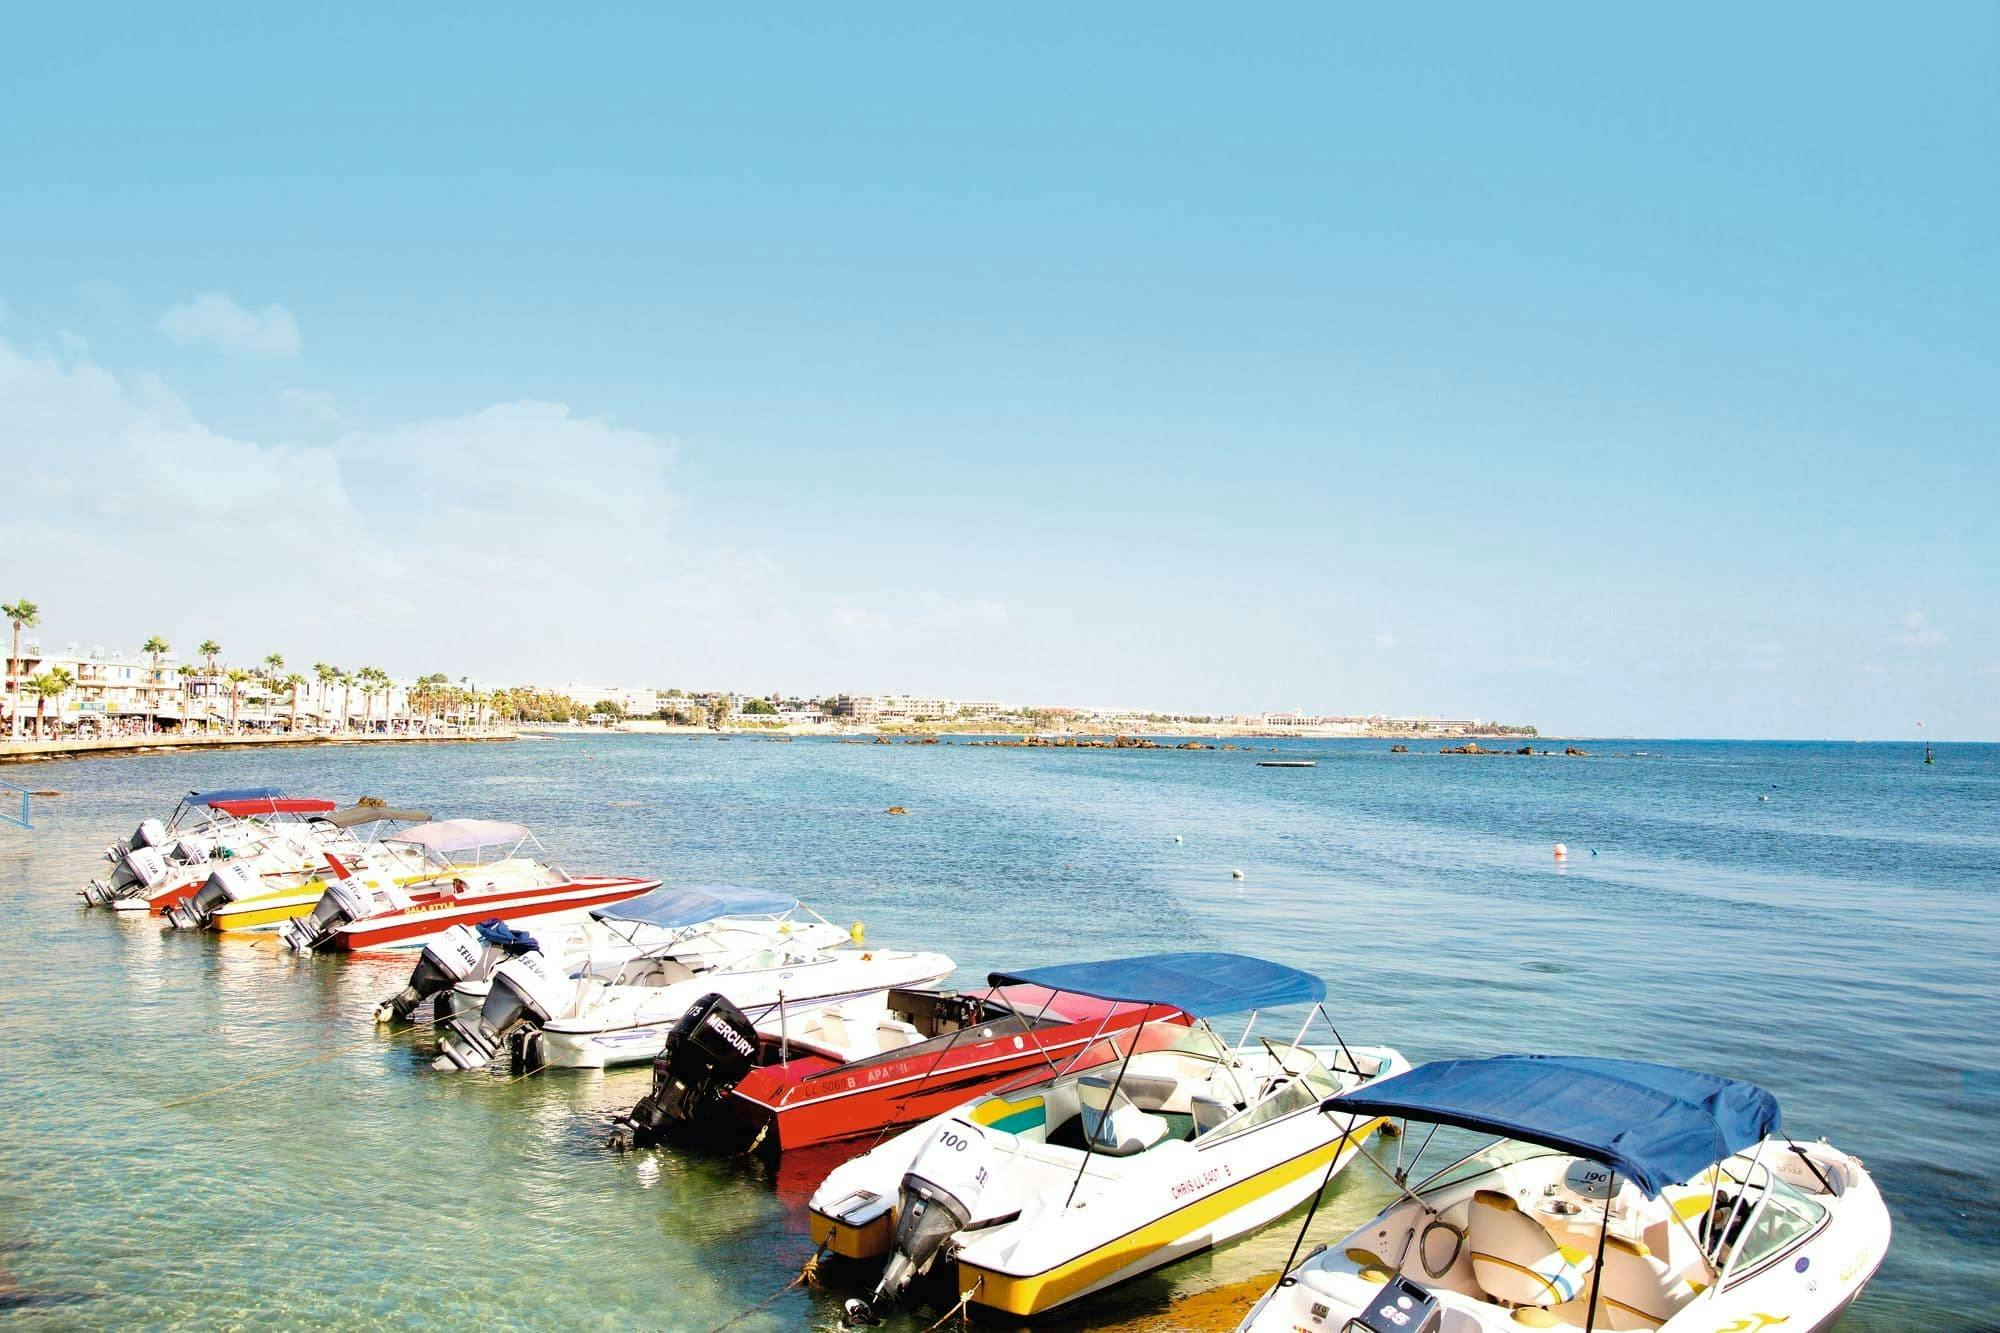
817 1008 851 1049
1587 1234 1689 1330
1077 1076 1170 1156
626 957 695 987
876 1017 922 1049
1468 1189 1594 1308
1189 1094 1235 1137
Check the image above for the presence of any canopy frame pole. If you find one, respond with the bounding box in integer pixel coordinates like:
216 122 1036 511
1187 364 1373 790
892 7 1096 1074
1312 1001 1362 1080
1714 1141 1774 1289
778 991 788 1067
1278 1118 1355 1282
1063 1022 1145 1210
1582 1168 1615 1332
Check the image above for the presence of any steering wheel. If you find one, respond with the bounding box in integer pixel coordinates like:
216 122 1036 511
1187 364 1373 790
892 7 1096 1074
1420 1216 1466 1278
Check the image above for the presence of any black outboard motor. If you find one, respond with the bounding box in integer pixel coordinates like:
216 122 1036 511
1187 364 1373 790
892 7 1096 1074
610 993 760 1150
843 1119 994 1326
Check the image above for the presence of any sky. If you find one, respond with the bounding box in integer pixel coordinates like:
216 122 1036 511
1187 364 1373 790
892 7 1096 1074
1 6 1995 738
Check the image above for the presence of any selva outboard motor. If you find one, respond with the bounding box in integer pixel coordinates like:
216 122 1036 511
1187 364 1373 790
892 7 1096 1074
85 845 170 905
166 861 260 930
374 921 539 1024
610 994 759 1151
844 1118 994 1326
433 947 568 1072
279 876 373 953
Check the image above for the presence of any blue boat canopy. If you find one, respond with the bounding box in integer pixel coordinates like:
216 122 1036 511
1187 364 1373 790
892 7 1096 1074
1322 1055 1782 1197
592 884 799 929
989 951 1326 1017
189 786 285 807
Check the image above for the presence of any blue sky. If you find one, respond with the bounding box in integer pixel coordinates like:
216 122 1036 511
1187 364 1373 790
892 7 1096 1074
2 6 1995 737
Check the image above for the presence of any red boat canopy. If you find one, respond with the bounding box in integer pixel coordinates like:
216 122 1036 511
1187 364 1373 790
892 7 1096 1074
209 797 339 817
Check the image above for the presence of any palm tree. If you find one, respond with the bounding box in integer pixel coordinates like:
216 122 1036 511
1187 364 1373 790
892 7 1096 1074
4 598 40 739
312 663 338 731
28 667 71 739
141 635 170 735
225 669 251 733
357 668 382 733
197 640 222 733
282 673 306 732
176 663 198 733
338 670 354 733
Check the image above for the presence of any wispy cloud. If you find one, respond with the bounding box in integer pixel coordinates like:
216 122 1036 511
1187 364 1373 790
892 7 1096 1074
278 387 341 423
159 292 301 358
1898 610 1947 650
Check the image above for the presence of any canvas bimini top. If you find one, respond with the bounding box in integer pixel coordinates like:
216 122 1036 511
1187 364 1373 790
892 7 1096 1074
592 884 799 929
988 951 1326 1018
1322 1054 1782 1197
313 805 432 829
384 819 535 856
188 786 286 808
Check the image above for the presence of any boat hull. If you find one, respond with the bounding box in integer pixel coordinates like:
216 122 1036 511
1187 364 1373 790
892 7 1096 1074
325 877 659 952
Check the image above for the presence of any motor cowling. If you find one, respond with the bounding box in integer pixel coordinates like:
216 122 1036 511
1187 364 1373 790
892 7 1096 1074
848 1118 993 1322
434 949 567 1071
130 817 167 850
280 877 372 953
167 862 260 930
172 836 213 866
124 846 170 890
612 994 759 1150
374 921 528 1024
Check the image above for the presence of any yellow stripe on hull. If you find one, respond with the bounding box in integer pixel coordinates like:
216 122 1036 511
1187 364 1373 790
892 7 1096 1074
211 896 320 932
960 1116 1385 1318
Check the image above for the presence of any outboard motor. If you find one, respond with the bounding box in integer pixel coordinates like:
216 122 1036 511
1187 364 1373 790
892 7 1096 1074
166 861 261 930
844 1118 994 1325
172 835 214 866
86 845 171 904
130 817 168 851
610 994 759 1150
374 921 539 1024
433 948 568 1072
279 877 373 953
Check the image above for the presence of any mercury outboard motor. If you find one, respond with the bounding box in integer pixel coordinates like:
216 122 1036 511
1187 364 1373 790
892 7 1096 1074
844 1118 994 1325
279 876 372 953
166 861 261 930
609 993 760 1151
374 921 539 1024
433 947 568 1072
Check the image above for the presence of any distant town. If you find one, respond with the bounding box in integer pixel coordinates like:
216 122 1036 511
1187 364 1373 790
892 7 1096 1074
0 615 1536 741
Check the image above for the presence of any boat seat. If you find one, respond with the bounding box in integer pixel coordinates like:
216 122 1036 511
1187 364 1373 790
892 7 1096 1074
1113 1072 1182 1112
1586 1235 1691 1330
1189 1094 1236 1137
817 1008 852 1049
1077 1076 1170 1156
627 957 695 987
1469 1189 1594 1308
876 1018 922 1049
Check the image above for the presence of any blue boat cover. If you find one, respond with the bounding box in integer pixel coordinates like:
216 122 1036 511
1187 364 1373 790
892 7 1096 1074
988 952 1325 1017
1323 1055 1782 1197
189 786 285 807
591 884 799 928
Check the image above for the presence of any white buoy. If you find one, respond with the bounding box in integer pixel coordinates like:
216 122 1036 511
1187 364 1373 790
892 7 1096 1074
1553 843 1568 861
1230 868 1245 880
1759 794 1770 802
1173 835 1183 843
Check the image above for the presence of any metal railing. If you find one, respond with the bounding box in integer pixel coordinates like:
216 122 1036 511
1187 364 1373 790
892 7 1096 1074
0 777 29 830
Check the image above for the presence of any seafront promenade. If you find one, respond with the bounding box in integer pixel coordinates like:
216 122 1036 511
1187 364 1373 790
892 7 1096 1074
0 730 518 765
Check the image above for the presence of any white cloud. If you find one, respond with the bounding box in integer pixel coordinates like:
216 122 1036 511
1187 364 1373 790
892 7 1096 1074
279 387 341 423
158 292 301 357
1898 610 1947 649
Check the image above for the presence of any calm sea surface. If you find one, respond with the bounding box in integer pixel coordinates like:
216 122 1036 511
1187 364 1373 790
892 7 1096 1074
0 736 1994 1329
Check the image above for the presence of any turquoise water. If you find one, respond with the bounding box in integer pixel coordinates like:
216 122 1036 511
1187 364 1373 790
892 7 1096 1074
1 736 1993 1329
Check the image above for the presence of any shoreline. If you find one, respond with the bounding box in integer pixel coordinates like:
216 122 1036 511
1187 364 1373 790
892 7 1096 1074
0 731 519 765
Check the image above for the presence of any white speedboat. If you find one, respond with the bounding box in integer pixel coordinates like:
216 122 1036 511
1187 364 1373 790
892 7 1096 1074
1235 1055 1891 1333
810 952 1409 1323
431 888 954 1072
82 786 300 906
279 819 658 953
106 797 344 916
374 884 851 1026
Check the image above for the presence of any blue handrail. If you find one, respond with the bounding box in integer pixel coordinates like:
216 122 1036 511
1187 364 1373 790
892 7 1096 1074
0 777 29 829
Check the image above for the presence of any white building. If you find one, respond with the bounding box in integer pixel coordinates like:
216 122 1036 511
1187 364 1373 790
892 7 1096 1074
554 681 660 717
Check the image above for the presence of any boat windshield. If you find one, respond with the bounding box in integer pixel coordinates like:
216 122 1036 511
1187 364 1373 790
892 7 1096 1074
829 1002 1068 1074
1413 1135 1575 1197
1203 1042 1344 1141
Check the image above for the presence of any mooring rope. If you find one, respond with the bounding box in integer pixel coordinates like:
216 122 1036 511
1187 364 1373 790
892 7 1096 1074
918 1275 983 1332
704 1243 826 1332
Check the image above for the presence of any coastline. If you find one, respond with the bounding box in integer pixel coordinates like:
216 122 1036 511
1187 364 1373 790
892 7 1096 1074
591 719 1544 741
0 730 519 765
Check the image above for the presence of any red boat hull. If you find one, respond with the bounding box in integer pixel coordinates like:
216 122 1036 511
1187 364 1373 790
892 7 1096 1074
326 875 659 951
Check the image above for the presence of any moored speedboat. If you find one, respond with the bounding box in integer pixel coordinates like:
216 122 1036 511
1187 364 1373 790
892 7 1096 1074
114 797 341 916
373 884 851 1026
431 889 953 1073
83 787 299 906
191 804 435 933
1235 1055 1891 1333
809 952 1409 1324
278 819 658 954
610 977 1183 1156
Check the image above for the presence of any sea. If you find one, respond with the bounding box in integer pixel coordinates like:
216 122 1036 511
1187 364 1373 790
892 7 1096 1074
0 735 1993 1329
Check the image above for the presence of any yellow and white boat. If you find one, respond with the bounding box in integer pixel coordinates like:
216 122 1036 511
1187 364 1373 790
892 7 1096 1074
809 952 1408 1323
172 805 436 933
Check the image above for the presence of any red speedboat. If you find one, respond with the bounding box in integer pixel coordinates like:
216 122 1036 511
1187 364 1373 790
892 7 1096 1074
609 981 1185 1155
279 819 659 953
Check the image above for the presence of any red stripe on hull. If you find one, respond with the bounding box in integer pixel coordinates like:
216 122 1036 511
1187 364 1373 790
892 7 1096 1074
328 877 657 951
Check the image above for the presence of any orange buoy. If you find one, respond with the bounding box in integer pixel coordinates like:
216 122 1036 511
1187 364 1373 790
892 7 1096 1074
1553 843 1569 860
